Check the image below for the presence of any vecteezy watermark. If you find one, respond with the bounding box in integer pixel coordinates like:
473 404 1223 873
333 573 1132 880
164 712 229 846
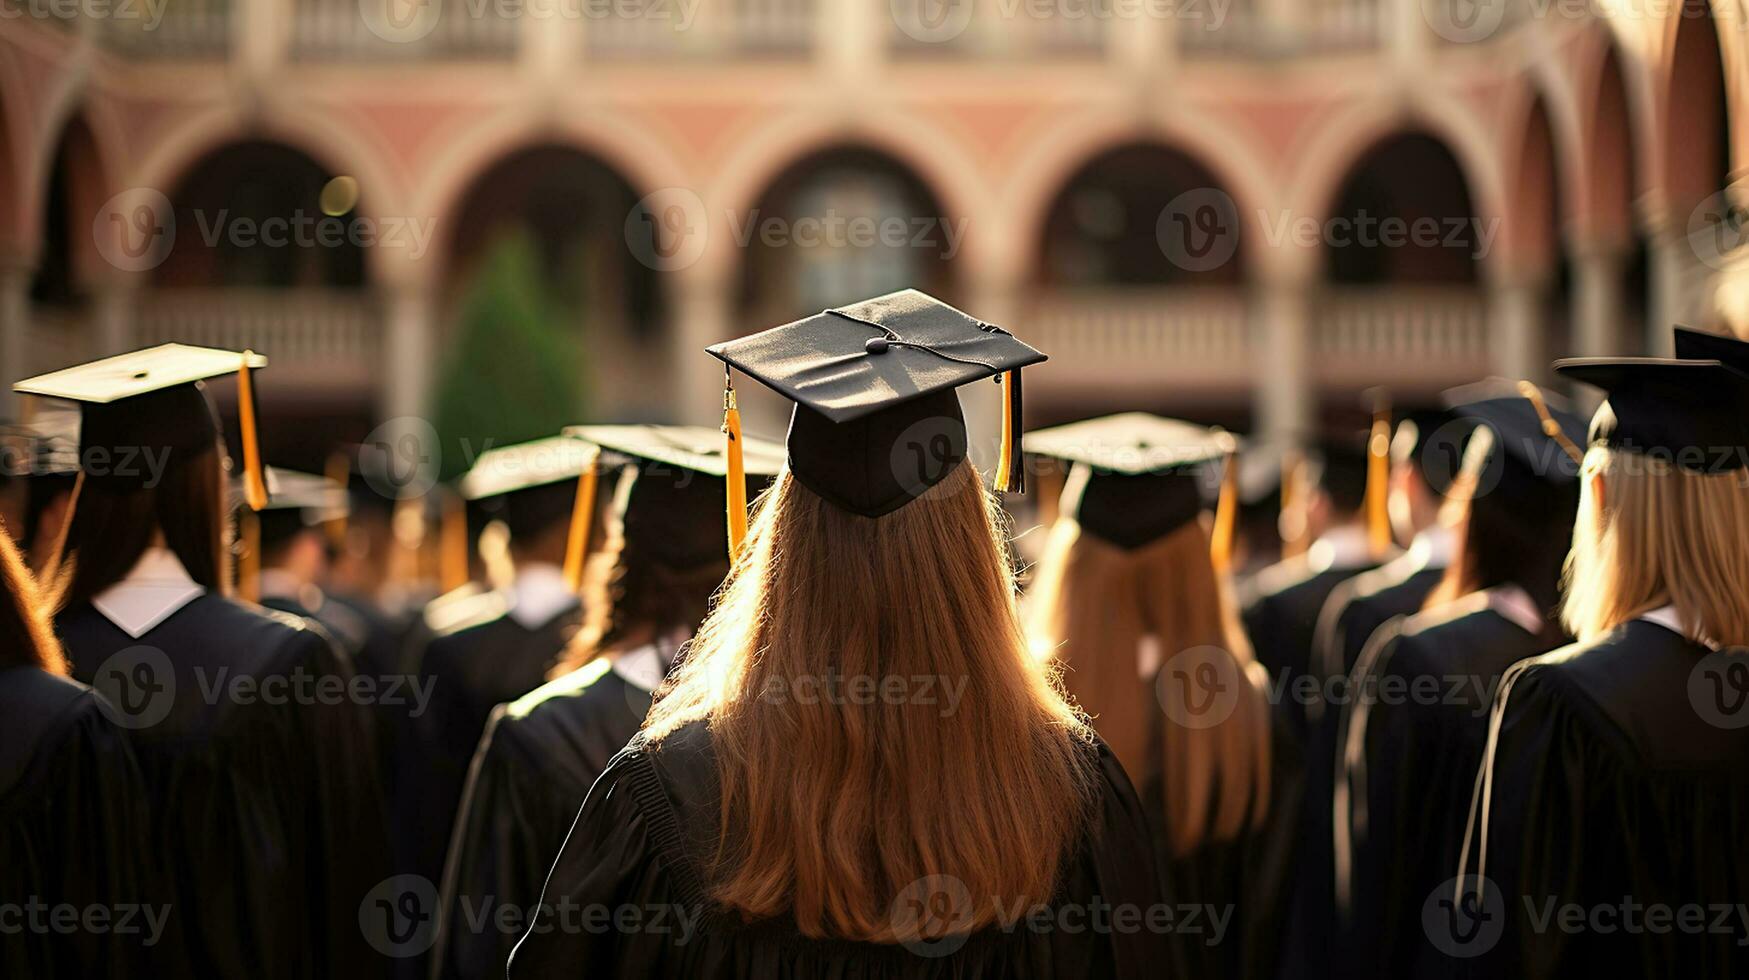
360 0 702 44
0 899 173 947
1421 0 1510 43
1424 875 1749 956
1688 647 1749 730
358 417 442 500
1154 193 1503 273
0 443 173 491
0 0 166 27
1423 0 1719 45
1157 646 1244 729
360 875 440 958
1263 666 1505 719
727 209 969 261
890 875 1236 958
92 186 435 273
625 188 709 273
889 0 1230 45
1423 875 1505 957
1157 188 1241 274
1687 190 1749 271
754 670 971 717
90 646 177 730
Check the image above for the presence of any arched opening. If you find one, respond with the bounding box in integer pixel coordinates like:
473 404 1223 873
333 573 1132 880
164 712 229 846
1666 0 1732 216
1586 42 1651 355
735 146 956 328
1513 96 1574 367
437 145 666 441
1026 142 1252 414
31 112 108 309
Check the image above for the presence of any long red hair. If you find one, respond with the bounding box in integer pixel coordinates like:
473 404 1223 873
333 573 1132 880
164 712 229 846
0 520 68 675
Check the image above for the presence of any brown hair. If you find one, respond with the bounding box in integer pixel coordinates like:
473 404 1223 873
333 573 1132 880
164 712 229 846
643 461 1097 942
48 446 230 612
552 469 730 677
0 520 68 675
1026 516 1272 857
1561 447 1749 645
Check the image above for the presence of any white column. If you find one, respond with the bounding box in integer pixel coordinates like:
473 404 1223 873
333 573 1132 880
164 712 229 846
380 281 436 423
236 0 288 77
0 262 30 411
1570 243 1624 356
1645 227 1686 356
1251 273 1313 450
1490 275 1544 382
90 281 137 356
823 0 881 81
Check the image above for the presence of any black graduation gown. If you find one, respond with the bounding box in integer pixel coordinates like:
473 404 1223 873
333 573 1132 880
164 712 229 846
1275 553 1445 980
57 595 392 980
1241 557 1375 738
1333 599 1555 980
406 595 582 888
509 723 1167 978
1 666 160 979
1451 621 1749 979
431 657 653 980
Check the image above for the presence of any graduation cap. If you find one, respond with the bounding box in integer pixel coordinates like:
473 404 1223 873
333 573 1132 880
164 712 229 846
457 436 602 588
566 424 786 570
1023 413 1237 553
0 407 80 479
1554 356 1749 472
232 467 350 601
13 344 271 508
707 289 1045 542
1674 325 1749 370
1443 379 1585 479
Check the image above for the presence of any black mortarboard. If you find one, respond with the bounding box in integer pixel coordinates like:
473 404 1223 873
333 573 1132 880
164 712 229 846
1442 379 1586 490
458 436 599 544
707 289 1045 524
249 468 350 552
567 424 786 569
1674 325 1749 370
14 344 270 506
0 407 80 478
1554 356 1749 472
1024 413 1234 550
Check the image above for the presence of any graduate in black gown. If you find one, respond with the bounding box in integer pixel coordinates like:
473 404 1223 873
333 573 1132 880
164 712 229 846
511 289 1167 977
246 467 381 657
1438 341 1749 979
1279 407 1470 980
1240 439 1378 738
1022 413 1279 978
1331 380 1584 979
0 522 161 979
14 344 391 980
431 424 785 980
0 404 80 571
408 437 595 891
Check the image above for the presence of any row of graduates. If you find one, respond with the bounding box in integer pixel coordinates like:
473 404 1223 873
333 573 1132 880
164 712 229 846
2 290 1747 979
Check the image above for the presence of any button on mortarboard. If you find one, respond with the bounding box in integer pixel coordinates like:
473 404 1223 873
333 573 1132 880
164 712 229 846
707 288 1046 519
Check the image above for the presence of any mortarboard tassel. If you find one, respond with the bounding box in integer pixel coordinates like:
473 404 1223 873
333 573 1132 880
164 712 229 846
723 369 749 562
439 491 470 593
1210 439 1240 574
995 369 1025 494
324 450 349 552
561 447 601 593
237 351 269 512
1280 447 1311 559
1365 393 1393 560
238 507 261 602
1516 380 1585 465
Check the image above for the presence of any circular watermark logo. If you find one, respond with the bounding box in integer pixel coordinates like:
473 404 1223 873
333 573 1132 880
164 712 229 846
90 646 176 730
889 0 975 44
359 0 443 44
1421 418 1502 498
359 874 439 958
1688 647 1749 730
1156 645 1243 730
360 417 441 499
887 414 970 503
1156 188 1239 274
1422 0 1508 43
1685 190 1749 271
626 187 708 272
890 874 975 957
93 188 175 273
1422 874 1504 958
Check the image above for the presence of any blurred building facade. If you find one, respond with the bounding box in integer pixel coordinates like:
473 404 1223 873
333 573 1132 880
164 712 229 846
0 0 1744 452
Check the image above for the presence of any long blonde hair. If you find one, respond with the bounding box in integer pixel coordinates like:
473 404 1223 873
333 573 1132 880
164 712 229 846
643 460 1097 942
1562 446 1749 645
1027 516 1271 857
1 524 67 675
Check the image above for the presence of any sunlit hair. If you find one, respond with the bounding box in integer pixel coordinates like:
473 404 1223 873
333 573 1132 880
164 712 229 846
1561 446 1749 646
552 468 730 678
48 445 230 612
1026 516 1272 857
0 521 68 675
643 461 1097 943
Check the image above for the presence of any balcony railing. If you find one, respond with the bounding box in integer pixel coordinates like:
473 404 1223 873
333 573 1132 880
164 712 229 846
99 0 232 59
585 0 816 58
134 288 382 387
292 0 519 60
1312 285 1488 383
1023 287 1251 387
888 0 1106 59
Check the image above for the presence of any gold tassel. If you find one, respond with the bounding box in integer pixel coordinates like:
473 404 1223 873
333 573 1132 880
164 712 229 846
1365 393 1393 559
439 491 469 592
237 352 268 512
238 508 260 602
561 447 601 593
1280 448 1311 559
323 450 349 551
723 369 749 562
1210 439 1241 574
994 369 1025 494
1516 380 1584 465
